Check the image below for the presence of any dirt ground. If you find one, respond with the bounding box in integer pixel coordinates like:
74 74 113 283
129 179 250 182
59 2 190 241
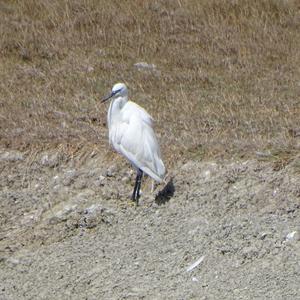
0 149 299 299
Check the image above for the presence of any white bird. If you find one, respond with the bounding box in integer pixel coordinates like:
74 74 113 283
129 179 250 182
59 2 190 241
101 83 165 204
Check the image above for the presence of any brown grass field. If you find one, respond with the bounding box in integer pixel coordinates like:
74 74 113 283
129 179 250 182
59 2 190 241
1 0 300 166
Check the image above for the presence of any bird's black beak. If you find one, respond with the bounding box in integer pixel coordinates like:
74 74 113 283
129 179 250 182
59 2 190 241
101 92 113 103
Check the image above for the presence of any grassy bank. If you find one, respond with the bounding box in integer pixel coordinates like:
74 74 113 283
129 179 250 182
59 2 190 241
1 0 299 165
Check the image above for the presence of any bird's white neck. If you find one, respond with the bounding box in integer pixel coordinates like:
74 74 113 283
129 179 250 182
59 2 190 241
108 96 128 128
112 96 127 111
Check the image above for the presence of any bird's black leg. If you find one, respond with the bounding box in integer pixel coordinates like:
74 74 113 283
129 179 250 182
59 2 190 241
135 169 143 206
131 172 139 202
131 169 143 205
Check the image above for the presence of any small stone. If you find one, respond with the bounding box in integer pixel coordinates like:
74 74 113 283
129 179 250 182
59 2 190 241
203 170 211 181
94 175 106 187
255 151 272 158
62 170 78 186
52 175 60 185
84 204 102 215
55 204 77 219
242 246 258 260
74 180 87 190
121 176 130 184
40 152 60 167
285 231 299 242
134 62 156 70
88 167 102 177
80 204 115 228
85 66 94 73
6 257 20 266
260 232 273 240
0 151 24 162
104 165 117 177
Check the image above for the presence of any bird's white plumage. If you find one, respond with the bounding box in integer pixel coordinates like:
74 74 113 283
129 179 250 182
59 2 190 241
106 83 165 182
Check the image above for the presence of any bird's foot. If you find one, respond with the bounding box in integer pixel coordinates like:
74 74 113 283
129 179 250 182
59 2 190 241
131 193 140 206
117 200 135 210
130 199 138 207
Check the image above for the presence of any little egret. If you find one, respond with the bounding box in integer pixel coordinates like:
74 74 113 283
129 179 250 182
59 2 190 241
102 83 165 204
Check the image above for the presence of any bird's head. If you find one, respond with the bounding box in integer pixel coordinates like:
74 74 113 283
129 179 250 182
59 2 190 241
102 82 128 103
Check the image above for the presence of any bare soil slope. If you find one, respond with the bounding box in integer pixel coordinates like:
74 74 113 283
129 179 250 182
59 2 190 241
0 150 299 299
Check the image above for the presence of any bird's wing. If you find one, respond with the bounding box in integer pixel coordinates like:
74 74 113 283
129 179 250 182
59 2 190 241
111 102 165 181
122 101 154 127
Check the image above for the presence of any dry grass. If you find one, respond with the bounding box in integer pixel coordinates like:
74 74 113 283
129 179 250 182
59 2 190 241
1 0 300 166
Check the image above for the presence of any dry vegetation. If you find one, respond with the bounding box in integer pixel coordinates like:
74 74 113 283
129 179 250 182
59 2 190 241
1 0 300 165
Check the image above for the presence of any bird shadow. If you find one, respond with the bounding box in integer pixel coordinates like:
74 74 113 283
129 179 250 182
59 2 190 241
155 177 175 205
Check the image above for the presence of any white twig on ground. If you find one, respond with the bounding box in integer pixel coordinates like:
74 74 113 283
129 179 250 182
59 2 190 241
186 256 205 272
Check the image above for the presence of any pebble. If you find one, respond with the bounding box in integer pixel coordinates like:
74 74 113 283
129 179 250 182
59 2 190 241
260 232 273 240
134 62 156 70
74 180 87 190
285 231 299 242
40 152 60 167
62 170 78 186
104 165 118 177
0 151 24 162
242 246 258 260
121 176 130 184
55 204 77 219
94 175 106 187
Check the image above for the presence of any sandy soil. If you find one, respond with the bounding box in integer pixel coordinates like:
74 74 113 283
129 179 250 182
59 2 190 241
0 149 299 299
